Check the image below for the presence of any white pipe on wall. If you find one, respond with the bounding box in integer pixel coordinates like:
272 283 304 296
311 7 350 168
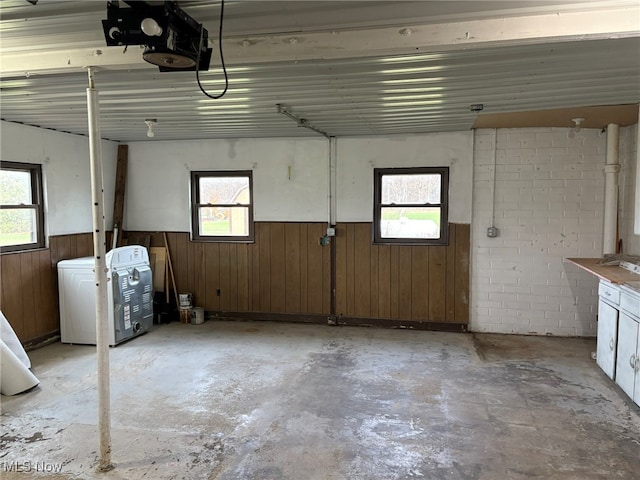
329 136 337 227
603 123 620 255
86 67 113 472
635 106 640 235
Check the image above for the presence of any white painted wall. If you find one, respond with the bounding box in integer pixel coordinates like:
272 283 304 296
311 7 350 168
125 133 473 230
336 132 473 223
471 127 606 336
125 138 329 230
0 120 118 237
619 123 640 255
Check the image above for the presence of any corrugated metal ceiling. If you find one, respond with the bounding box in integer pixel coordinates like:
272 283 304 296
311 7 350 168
1 1 639 141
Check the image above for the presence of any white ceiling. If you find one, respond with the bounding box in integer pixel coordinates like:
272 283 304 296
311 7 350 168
1 1 639 141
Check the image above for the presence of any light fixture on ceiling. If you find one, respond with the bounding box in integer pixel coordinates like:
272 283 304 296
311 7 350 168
571 117 585 132
140 17 163 37
145 119 157 138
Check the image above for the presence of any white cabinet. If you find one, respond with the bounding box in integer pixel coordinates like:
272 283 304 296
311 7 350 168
597 280 640 407
596 298 618 379
613 289 640 406
615 311 639 402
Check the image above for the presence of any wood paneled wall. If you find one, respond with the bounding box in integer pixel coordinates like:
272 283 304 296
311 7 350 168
134 223 332 315
335 223 470 324
159 221 469 324
1 233 94 343
2 222 469 345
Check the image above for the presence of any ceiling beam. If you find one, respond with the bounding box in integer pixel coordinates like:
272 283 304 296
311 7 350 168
1 7 638 77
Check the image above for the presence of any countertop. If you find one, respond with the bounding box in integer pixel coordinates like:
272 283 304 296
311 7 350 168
566 258 640 292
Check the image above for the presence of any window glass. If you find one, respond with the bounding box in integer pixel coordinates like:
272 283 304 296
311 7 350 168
199 177 250 205
0 162 44 252
198 206 250 237
380 206 441 239
374 167 449 245
381 174 441 204
0 209 38 247
191 171 254 242
0 169 32 204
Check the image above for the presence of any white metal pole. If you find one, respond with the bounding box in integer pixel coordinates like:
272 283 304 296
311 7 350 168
603 123 620 255
86 67 113 472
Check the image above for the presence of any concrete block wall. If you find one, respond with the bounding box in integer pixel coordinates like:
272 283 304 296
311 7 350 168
619 124 639 255
471 128 606 336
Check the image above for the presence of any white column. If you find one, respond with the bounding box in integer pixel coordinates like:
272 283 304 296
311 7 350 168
86 67 113 472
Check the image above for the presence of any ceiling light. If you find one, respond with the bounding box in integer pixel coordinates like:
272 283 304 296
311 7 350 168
140 17 163 37
145 119 157 138
571 117 584 132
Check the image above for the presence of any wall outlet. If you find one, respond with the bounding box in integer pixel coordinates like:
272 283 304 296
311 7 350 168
326 227 336 237
487 226 499 238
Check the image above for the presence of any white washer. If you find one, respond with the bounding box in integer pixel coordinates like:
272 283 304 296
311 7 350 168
58 245 153 346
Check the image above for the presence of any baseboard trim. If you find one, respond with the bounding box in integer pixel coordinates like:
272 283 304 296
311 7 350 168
337 316 467 332
23 330 61 351
205 311 467 333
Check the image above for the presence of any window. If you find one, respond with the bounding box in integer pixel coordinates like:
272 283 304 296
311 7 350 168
191 171 254 242
373 167 449 245
0 161 45 253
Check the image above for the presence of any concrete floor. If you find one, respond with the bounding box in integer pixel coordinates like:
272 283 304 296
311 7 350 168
1 321 639 480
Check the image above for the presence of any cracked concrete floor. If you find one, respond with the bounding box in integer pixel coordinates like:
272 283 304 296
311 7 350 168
1 321 639 479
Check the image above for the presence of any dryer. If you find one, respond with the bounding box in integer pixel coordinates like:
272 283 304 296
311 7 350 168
58 245 153 346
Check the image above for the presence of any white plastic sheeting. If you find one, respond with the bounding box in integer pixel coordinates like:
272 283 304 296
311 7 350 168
0 311 39 396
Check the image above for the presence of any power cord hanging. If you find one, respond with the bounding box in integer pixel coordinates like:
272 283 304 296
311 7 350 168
196 0 228 99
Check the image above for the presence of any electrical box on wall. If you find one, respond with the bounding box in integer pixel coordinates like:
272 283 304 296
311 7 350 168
487 226 499 238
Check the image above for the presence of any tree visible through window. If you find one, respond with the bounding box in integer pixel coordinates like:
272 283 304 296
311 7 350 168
0 161 45 252
374 167 449 245
191 171 254 242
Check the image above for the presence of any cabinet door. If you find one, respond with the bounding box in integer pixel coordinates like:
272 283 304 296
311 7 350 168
597 299 618 379
615 312 639 400
635 326 640 406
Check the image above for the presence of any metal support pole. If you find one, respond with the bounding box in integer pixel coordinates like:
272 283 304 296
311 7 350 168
86 67 113 472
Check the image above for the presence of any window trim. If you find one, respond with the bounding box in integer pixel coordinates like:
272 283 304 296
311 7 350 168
190 170 255 243
0 161 46 253
373 166 449 246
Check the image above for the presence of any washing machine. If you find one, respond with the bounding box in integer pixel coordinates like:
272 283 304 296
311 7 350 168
58 245 153 346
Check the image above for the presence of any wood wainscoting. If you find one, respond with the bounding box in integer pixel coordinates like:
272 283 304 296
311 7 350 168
2 223 469 345
151 222 470 328
335 223 469 328
131 223 332 315
1 233 95 344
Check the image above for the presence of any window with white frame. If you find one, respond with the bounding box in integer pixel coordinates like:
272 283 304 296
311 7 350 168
373 167 449 245
0 161 45 253
191 171 254 242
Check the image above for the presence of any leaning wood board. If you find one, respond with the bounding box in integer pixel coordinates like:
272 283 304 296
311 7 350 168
566 258 640 284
